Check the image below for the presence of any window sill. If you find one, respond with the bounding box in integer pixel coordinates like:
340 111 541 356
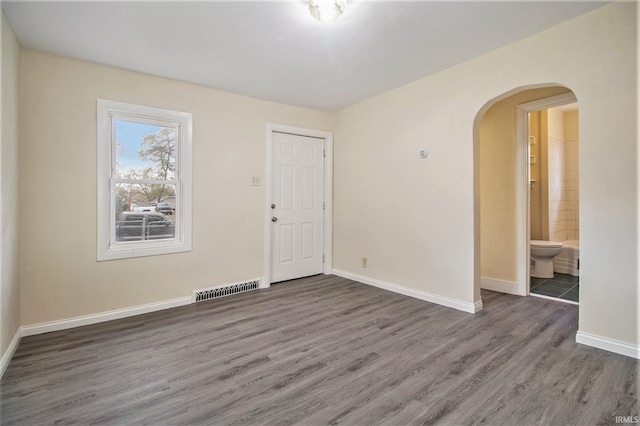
98 240 192 261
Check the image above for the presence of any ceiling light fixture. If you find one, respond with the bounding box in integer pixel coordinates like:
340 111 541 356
309 0 346 23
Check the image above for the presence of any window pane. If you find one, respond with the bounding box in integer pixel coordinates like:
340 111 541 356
114 120 176 180
114 183 176 242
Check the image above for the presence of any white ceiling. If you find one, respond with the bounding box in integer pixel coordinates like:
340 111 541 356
2 1 607 112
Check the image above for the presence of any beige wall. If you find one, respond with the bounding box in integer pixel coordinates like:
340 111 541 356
19 51 333 325
334 3 638 346
565 109 579 142
1 13 21 361
479 87 569 284
8 2 640 355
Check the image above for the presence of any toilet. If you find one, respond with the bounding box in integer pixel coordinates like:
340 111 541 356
530 240 564 278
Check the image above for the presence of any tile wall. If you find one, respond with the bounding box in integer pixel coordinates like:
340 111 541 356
548 109 579 242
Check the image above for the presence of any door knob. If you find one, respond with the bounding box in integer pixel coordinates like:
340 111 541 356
272 217 278 222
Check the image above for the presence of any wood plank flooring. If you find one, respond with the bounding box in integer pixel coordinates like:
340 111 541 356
1 275 638 425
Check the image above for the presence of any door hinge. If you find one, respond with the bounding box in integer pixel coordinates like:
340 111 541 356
323 202 326 210
323 254 325 263
323 148 326 158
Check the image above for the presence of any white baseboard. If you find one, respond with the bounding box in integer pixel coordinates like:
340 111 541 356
333 269 482 313
576 331 640 359
481 277 518 295
1 329 22 378
21 296 192 337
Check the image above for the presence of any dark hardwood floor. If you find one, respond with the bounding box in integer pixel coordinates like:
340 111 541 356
1 274 638 425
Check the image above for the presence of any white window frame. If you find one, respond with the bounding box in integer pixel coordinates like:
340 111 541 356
97 99 192 261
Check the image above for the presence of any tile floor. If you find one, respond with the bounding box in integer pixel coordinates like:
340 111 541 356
530 272 579 303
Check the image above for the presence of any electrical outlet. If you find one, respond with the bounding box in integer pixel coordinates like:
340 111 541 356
251 176 261 186
361 257 368 268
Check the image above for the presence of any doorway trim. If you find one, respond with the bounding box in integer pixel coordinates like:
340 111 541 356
515 92 577 295
263 123 333 288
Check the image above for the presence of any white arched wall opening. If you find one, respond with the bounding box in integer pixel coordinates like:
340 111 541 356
473 84 577 302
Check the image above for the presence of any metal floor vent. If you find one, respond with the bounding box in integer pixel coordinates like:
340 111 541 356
193 279 260 303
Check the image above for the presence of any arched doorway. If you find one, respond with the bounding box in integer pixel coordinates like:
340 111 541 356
473 85 578 303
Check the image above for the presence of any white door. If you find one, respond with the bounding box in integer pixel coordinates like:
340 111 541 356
271 132 324 283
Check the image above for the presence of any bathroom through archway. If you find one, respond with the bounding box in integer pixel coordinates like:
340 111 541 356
527 100 580 303
475 85 580 304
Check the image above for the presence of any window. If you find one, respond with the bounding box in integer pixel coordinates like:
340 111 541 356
97 99 192 260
